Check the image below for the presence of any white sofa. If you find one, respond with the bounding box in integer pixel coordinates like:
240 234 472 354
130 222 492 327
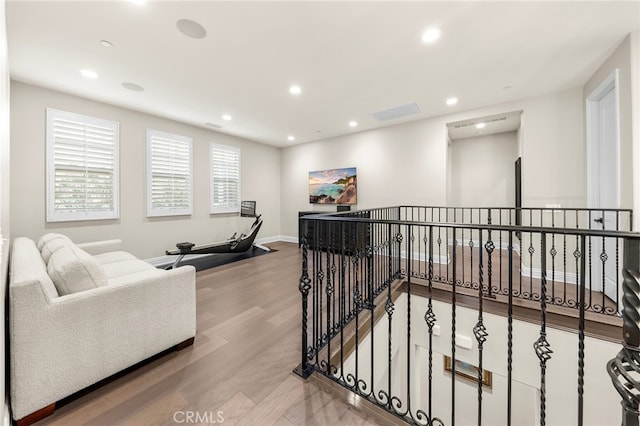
9 234 196 425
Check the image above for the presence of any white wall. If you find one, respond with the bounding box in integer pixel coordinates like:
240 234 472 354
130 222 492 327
631 30 640 230
340 294 621 425
280 87 586 238
584 34 634 212
10 81 281 259
0 0 8 422
450 131 518 207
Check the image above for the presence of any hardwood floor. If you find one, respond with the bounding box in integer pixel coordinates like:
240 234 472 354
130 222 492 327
38 242 385 426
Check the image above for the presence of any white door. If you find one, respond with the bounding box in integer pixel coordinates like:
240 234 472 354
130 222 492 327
586 69 619 308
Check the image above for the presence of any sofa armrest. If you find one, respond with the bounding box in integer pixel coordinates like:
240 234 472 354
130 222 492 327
10 264 196 420
76 239 123 255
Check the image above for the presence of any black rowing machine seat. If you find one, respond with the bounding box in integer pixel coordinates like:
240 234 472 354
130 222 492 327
176 242 196 254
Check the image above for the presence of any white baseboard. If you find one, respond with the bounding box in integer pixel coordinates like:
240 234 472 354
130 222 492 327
257 235 298 244
520 265 578 285
3 399 10 426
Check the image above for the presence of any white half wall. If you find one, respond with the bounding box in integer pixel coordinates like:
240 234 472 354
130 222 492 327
10 81 281 259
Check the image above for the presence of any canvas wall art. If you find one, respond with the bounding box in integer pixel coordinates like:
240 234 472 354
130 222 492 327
309 167 357 204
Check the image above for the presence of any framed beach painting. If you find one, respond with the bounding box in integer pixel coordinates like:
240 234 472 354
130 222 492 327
309 167 357 205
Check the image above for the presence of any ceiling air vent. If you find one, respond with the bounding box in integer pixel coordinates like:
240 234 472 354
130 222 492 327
370 102 421 122
452 116 508 129
204 122 222 129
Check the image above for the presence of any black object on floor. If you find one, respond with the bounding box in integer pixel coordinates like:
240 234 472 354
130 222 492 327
152 246 276 272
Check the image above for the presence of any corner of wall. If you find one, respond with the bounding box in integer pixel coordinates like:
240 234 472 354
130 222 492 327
631 30 640 229
0 0 9 422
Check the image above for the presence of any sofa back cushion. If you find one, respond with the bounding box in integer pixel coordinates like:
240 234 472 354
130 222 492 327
47 245 108 295
41 237 71 264
38 233 73 264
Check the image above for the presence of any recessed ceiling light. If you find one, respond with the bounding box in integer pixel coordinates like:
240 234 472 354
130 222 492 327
349 121 358 128
289 85 301 95
222 114 232 121
446 97 458 106
122 82 144 91
80 69 98 79
100 40 113 48
176 19 207 39
287 135 295 141
421 28 441 44
476 122 486 129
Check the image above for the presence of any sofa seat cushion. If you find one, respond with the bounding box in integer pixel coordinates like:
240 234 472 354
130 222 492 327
93 251 138 265
107 269 166 287
47 245 108 295
101 259 157 280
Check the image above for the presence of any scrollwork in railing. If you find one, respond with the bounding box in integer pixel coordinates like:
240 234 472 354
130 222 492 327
609 237 640 425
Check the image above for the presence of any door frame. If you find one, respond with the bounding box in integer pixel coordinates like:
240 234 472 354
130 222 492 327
585 68 620 304
586 68 620 209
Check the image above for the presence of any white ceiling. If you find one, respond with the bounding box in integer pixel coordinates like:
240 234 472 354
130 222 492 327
6 1 640 148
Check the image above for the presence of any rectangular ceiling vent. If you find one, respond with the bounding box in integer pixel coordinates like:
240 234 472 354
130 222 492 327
452 116 507 129
204 122 223 129
370 102 421 122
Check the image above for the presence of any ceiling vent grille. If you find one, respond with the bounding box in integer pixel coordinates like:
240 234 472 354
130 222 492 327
370 102 421 122
452 116 507 129
446 110 523 129
204 122 222 129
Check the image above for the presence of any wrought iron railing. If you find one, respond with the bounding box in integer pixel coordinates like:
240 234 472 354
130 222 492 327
295 206 640 425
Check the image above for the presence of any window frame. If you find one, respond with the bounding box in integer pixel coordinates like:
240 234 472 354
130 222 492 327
46 108 120 222
210 143 241 214
146 129 194 217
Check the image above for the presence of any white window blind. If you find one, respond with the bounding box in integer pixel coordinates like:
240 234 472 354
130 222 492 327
147 129 193 217
46 108 119 222
210 144 241 214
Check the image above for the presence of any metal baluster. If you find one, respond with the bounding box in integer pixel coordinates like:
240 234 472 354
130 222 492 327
608 236 640 426
499 209 504 295
475 229 488 425
486 230 495 300
451 229 458 426
488 209 493 298
325 222 333 375
438 212 443 281
588 212 593 311
386 223 395 410
551 213 556 305
313 222 319 354
507 231 514 426
563 210 568 306
340 221 346 378
295 234 313 378
353 246 360 392
534 232 553 426
425 226 436 421
406 225 413 416
578 235 586 426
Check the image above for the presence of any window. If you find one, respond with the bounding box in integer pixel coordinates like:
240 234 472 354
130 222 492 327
147 129 193 217
46 108 119 222
210 143 241 214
